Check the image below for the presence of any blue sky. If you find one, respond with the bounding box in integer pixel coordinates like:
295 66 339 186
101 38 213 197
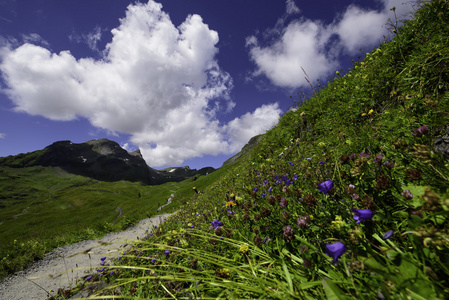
0 0 415 169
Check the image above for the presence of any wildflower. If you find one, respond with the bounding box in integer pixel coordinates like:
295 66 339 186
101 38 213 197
239 244 249 255
225 200 236 207
165 250 171 255
331 215 346 230
351 208 373 223
253 187 259 193
150 259 156 265
361 113 367 117
401 190 413 200
351 193 361 201
359 151 370 158
262 237 271 244
293 174 299 180
374 154 383 164
383 230 394 240
317 180 333 194
289 162 294 166
325 242 346 262
368 109 374 115
86 275 93 281
412 125 429 137
296 215 310 229
283 225 294 241
280 198 288 208
211 220 224 229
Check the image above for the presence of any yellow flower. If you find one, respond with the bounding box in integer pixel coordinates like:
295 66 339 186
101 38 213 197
361 113 367 117
225 200 236 207
331 215 346 230
239 244 249 255
368 109 374 115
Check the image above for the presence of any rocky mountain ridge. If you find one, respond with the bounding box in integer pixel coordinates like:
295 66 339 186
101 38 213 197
0 139 215 185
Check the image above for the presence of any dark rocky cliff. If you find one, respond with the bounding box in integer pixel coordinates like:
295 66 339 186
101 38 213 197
0 139 215 185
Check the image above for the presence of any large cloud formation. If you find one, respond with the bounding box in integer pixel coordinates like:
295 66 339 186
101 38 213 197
0 1 281 167
247 0 414 88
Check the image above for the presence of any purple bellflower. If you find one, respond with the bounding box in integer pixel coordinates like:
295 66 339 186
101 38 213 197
211 220 224 229
351 208 373 223
325 242 346 262
317 180 333 194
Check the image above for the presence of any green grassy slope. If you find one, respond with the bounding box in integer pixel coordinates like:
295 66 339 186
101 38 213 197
0 159 238 279
72 1 449 299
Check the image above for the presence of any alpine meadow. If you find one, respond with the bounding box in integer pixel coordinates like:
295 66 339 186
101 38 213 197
2 0 449 299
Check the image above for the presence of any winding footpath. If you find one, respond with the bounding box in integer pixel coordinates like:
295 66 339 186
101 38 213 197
0 211 177 300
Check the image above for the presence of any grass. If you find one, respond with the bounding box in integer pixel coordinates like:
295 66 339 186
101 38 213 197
5 0 449 298
55 1 449 298
0 161 235 280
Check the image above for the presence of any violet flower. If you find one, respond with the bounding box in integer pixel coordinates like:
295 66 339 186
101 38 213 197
351 208 373 223
401 190 413 200
211 220 224 229
325 242 346 262
412 125 429 137
382 230 394 240
317 180 333 194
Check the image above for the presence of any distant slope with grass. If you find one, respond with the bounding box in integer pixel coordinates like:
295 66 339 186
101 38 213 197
0 134 249 280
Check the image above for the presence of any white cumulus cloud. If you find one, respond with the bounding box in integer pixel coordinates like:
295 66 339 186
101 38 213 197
0 0 281 167
247 0 414 88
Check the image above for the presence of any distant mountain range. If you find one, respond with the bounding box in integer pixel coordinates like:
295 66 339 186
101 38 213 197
0 139 216 185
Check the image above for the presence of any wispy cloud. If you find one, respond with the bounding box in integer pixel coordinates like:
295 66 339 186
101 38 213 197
0 133 6 139
69 26 105 54
247 0 414 88
0 0 281 167
285 0 300 15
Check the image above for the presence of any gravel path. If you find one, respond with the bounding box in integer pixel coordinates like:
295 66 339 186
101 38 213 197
0 212 177 300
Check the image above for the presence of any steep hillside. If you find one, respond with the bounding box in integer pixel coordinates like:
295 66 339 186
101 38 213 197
69 1 449 299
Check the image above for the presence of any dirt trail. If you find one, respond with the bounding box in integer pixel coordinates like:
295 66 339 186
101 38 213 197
0 212 177 300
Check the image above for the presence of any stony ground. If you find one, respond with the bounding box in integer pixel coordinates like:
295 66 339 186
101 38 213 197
0 212 177 300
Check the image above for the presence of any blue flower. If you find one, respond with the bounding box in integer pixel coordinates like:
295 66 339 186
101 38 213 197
325 242 346 262
317 180 333 194
86 275 93 281
150 259 156 265
211 220 224 229
253 187 259 192
100 257 107 261
289 162 294 166
351 208 373 223
382 230 394 240
293 174 299 180
165 250 171 255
